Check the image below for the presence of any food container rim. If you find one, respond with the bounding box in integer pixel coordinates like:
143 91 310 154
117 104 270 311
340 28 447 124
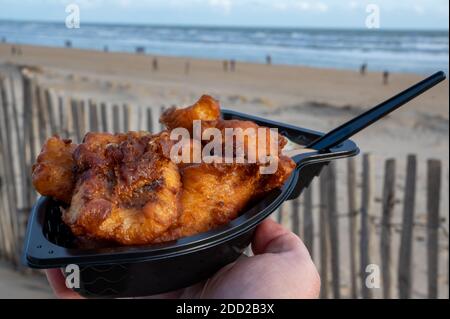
22 110 359 268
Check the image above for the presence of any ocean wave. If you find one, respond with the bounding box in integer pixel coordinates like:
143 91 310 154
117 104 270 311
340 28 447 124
0 21 447 74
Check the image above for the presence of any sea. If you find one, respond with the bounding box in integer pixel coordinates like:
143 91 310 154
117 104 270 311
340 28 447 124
0 20 448 75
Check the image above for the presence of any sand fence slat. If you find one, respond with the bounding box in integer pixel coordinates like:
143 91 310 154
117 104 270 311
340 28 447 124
0 76 20 265
29 79 40 161
35 84 49 146
88 99 99 132
326 162 340 298
80 99 88 136
159 106 166 131
100 102 108 132
70 98 83 143
0 142 13 259
291 198 300 236
398 154 417 299
123 103 131 132
44 88 58 135
57 95 67 138
427 159 441 299
347 157 359 298
6 74 32 242
128 104 140 131
380 159 396 299
21 70 38 205
113 104 120 133
0 76 21 226
63 95 76 141
319 165 330 298
136 105 143 131
0 77 16 261
360 153 374 298
274 207 281 224
303 184 314 259
147 107 154 133
279 203 291 230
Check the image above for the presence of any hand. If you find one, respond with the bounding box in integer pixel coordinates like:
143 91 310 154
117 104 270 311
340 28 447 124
46 219 320 299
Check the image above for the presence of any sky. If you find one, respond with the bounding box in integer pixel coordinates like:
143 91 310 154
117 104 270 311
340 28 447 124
0 0 448 30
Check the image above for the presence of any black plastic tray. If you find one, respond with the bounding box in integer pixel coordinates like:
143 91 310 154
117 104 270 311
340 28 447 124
21 109 359 298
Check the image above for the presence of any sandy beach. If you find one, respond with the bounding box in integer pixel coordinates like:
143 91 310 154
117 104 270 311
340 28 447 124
0 43 448 298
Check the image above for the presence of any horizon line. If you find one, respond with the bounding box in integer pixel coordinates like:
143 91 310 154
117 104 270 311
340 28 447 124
0 18 448 32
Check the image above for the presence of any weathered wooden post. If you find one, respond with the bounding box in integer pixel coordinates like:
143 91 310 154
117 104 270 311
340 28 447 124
303 184 314 259
291 198 300 236
347 157 359 298
326 162 340 298
147 107 153 133
113 104 120 133
398 155 417 299
381 159 396 299
319 165 330 298
427 159 441 299
89 99 99 132
360 153 374 298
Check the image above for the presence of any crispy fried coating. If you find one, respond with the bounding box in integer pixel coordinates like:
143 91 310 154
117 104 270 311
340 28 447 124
155 163 260 242
32 136 77 204
63 132 182 245
156 156 295 242
32 95 296 246
160 95 221 133
214 119 287 162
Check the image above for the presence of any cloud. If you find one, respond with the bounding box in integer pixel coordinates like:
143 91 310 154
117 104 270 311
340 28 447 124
208 0 233 14
348 1 359 10
413 4 425 14
272 1 329 12
315 2 328 12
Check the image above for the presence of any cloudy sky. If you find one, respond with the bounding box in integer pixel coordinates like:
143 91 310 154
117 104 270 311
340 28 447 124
0 0 448 29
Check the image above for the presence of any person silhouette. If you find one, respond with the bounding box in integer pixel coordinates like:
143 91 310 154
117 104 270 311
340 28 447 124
230 59 236 72
223 60 229 72
360 63 367 76
383 70 389 85
153 57 159 72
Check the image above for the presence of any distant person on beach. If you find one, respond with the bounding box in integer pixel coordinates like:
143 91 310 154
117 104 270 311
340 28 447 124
11 45 22 56
136 46 145 54
1 37 6 43
360 63 367 76
383 70 389 85
65 40 72 48
103 45 109 52
266 54 272 65
230 59 236 72
223 60 229 72
185 60 190 75
152 57 159 72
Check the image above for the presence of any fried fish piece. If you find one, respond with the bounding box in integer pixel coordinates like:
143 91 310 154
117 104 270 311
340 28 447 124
32 136 77 204
160 95 221 133
214 119 287 162
32 95 296 246
63 132 182 245
155 163 261 242
156 156 295 242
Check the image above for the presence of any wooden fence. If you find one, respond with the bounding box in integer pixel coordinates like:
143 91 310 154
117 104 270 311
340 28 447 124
0 64 448 298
